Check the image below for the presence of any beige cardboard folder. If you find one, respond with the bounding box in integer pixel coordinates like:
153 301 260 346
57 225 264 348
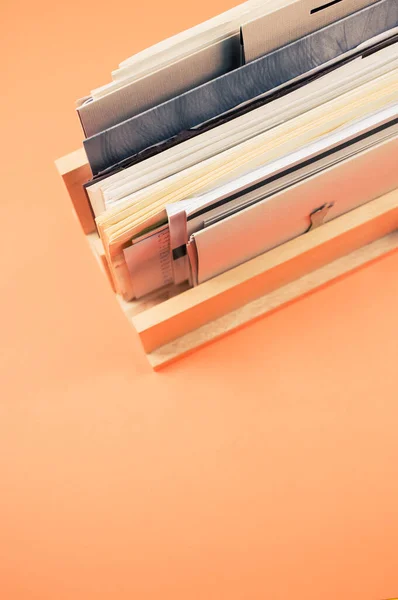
77 35 241 138
242 0 379 62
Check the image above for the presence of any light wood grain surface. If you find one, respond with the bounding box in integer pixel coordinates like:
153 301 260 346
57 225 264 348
148 231 398 368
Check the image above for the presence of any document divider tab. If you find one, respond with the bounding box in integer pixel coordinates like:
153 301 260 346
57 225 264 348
166 204 191 286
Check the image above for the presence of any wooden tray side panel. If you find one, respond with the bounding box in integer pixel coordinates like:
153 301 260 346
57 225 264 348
148 232 398 369
134 197 398 353
55 148 95 235
55 149 398 369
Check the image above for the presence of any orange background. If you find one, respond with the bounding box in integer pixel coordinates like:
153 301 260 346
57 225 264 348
1 0 398 598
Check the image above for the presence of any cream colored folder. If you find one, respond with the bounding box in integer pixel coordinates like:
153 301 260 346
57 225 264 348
242 0 379 62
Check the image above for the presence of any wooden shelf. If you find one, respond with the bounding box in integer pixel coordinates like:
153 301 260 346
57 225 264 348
56 149 398 369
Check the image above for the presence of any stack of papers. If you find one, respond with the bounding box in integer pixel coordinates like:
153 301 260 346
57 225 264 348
76 0 398 301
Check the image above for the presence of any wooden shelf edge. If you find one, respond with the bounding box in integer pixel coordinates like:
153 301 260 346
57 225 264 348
132 190 398 353
55 148 88 177
54 147 398 369
54 151 96 235
147 231 398 370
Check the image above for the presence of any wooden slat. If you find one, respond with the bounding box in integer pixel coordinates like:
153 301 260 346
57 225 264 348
55 148 398 369
55 148 95 235
132 189 398 353
148 231 398 369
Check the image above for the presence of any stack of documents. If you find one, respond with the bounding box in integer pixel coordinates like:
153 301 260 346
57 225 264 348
76 0 398 301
